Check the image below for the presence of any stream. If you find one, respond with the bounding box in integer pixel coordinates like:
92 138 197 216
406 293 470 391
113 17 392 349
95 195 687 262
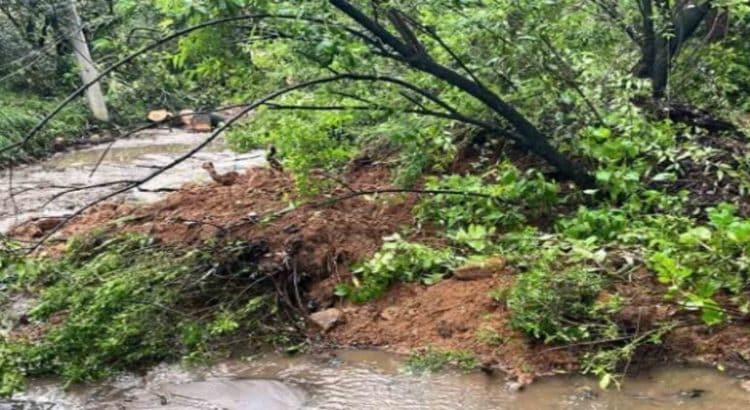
0 130 265 233
1 131 750 409
6 350 750 410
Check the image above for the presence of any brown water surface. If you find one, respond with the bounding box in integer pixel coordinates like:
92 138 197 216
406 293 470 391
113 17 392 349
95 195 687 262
6 350 750 409
0 130 264 232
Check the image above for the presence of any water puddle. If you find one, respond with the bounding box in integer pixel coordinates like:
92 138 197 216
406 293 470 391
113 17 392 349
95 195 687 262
0 130 265 232
4 350 749 409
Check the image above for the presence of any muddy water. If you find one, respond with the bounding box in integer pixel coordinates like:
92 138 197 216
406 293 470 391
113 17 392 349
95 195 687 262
6 350 750 409
0 130 265 232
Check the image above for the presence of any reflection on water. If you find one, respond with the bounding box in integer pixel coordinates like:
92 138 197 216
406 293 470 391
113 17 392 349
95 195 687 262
7 350 750 410
0 130 265 232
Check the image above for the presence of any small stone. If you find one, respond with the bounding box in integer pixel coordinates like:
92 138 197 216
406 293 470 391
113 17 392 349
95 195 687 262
574 386 598 400
506 381 525 393
453 256 506 281
380 306 399 321
678 388 706 399
740 380 750 393
309 308 343 332
52 137 66 151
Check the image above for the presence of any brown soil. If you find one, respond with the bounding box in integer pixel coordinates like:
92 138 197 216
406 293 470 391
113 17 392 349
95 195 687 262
14 164 418 304
10 162 750 383
328 275 577 383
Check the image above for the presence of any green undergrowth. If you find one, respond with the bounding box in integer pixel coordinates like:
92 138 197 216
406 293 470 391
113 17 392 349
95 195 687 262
404 346 479 374
334 233 456 303
0 90 90 164
0 233 294 396
336 156 750 388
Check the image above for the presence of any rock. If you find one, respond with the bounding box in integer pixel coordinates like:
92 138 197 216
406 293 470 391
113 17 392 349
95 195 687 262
574 386 598 400
52 136 66 151
380 306 399 321
506 381 525 393
453 256 506 280
678 388 706 399
309 308 343 332
740 380 750 393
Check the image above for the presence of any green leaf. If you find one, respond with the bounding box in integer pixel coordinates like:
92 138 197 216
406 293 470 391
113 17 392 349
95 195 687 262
700 307 724 326
651 172 677 182
678 227 712 245
727 221 750 243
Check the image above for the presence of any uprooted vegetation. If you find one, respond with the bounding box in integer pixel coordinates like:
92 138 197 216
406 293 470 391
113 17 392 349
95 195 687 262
0 233 294 395
2 0 750 397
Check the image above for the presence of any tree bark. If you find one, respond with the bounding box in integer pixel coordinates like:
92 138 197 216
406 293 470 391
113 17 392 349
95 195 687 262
634 0 713 98
61 0 110 122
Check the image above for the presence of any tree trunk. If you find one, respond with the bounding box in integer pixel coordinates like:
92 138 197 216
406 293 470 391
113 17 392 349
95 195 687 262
61 0 110 122
329 0 595 188
635 0 712 98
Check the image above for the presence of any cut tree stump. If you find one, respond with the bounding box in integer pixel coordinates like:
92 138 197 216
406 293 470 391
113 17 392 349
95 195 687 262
176 109 195 127
190 113 213 132
147 109 173 123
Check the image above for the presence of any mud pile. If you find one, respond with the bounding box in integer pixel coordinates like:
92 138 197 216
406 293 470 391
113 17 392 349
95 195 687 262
10 162 750 383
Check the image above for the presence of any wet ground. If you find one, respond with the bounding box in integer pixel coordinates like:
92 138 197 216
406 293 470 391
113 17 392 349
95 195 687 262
0 130 264 233
6 350 750 410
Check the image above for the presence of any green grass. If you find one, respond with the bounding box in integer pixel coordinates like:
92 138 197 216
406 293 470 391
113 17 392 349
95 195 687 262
404 346 479 373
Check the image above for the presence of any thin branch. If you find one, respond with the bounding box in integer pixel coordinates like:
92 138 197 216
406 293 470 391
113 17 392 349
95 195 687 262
588 0 640 44
538 34 604 124
40 180 137 209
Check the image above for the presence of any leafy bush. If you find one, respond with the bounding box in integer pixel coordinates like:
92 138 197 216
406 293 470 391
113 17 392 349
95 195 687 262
226 97 360 194
336 234 455 303
0 234 290 395
0 90 89 162
647 203 750 324
415 161 558 231
508 268 607 343
448 224 496 253
558 207 629 242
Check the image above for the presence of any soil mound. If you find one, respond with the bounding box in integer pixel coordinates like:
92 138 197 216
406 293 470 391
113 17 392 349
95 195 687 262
10 162 750 383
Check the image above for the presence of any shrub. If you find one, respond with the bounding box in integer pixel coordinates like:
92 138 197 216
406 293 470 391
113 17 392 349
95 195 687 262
0 90 89 163
508 268 607 343
415 161 558 231
646 203 750 325
404 346 478 373
0 234 290 395
557 207 629 242
336 234 455 303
